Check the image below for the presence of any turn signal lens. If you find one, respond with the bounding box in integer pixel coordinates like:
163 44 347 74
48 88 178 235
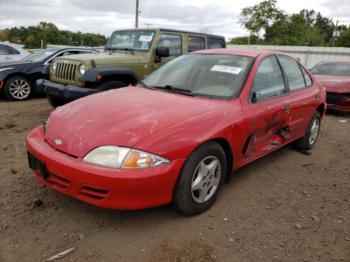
122 150 170 169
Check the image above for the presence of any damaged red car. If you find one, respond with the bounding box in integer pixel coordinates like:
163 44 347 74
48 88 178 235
26 49 326 215
311 61 350 112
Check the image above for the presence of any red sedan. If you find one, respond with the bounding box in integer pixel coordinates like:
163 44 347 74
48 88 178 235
311 61 350 112
26 49 326 215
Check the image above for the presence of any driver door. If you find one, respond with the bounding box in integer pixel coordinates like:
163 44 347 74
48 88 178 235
153 33 182 70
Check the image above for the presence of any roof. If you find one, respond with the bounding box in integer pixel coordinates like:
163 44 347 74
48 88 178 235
111 28 225 40
195 48 270 57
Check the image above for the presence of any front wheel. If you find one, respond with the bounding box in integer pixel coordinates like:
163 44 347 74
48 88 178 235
47 94 68 108
4 76 32 101
96 81 127 92
173 142 227 216
295 111 321 151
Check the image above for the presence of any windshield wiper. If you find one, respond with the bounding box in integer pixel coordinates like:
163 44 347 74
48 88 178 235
149 85 194 96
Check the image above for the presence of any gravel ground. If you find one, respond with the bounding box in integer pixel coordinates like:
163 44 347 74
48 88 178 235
0 98 349 262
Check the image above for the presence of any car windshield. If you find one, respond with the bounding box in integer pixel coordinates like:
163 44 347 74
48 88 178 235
105 30 155 52
143 54 253 99
22 49 57 62
311 63 350 77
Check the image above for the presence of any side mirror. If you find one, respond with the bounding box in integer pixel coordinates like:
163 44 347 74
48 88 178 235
156 47 170 58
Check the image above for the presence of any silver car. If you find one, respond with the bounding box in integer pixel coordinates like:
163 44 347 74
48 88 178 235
0 42 30 63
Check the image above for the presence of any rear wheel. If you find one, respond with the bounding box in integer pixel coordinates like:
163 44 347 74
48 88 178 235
173 142 227 216
295 111 321 151
4 76 32 101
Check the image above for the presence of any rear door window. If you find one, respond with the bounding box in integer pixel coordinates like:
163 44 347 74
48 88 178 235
252 56 286 102
278 55 306 91
188 36 205 52
158 34 182 56
208 38 225 49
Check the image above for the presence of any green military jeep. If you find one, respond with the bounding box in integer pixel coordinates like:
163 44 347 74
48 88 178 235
44 28 226 107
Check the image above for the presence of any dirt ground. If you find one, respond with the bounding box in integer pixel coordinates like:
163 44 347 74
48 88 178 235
0 98 349 262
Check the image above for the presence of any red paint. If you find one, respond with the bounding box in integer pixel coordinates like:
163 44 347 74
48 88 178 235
314 74 350 112
26 49 326 210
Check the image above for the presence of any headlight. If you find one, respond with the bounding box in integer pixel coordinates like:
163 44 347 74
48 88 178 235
79 64 86 75
82 146 170 169
52 62 57 71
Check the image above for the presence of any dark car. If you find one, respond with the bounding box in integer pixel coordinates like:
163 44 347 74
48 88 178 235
311 61 350 112
0 48 97 101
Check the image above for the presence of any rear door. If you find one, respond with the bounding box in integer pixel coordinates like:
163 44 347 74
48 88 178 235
277 55 318 139
242 55 291 160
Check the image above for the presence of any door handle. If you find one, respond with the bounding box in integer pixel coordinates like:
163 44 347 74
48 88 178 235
282 105 290 112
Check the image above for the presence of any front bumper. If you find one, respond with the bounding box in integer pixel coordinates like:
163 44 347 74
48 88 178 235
26 126 185 210
326 92 350 112
44 80 96 100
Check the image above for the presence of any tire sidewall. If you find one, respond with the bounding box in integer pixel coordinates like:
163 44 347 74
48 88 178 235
303 112 321 150
174 142 227 215
4 76 32 101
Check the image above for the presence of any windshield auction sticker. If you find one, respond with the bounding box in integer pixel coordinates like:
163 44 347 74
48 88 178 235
139 35 153 42
210 65 242 75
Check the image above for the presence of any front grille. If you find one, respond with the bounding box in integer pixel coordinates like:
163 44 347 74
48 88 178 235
55 61 78 82
327 92 350 105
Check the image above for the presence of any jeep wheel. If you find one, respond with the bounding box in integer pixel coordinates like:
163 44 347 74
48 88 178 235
47 94 67 108
4 76 32 101
96 81 127 92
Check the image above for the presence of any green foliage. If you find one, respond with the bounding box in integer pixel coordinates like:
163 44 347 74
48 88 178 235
238 1 349 47
1 22 106 48
336 28 350 47
241 0 285 35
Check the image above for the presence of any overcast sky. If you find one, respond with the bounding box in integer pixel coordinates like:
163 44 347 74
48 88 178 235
0 0 349 39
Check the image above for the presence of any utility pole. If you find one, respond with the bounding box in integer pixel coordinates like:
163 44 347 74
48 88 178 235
135 0 139 28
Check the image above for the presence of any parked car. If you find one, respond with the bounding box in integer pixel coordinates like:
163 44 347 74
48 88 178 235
0 48 97 101
43 28 226 107
0 42 30 63
311 61 350 112
26 49 326 215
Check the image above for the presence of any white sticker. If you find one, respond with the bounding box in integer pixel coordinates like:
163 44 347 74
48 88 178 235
139 35 153 42
210 65 242 75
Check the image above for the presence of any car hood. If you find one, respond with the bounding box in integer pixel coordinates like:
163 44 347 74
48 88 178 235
0 60 32 67
314 75 350 93
56 51 143 66
45 86 225 158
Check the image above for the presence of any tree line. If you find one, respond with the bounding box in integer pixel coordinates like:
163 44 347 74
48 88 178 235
230 0 350 47
0 22 107 48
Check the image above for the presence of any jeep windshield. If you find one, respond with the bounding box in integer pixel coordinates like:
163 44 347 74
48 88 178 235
143 54 253 99
105 30 155 52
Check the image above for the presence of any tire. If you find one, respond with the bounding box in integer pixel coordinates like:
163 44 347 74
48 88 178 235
96 81 127 92
4 76 32 101
47 94 67 108
173 142 227 216
295 111 321 151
